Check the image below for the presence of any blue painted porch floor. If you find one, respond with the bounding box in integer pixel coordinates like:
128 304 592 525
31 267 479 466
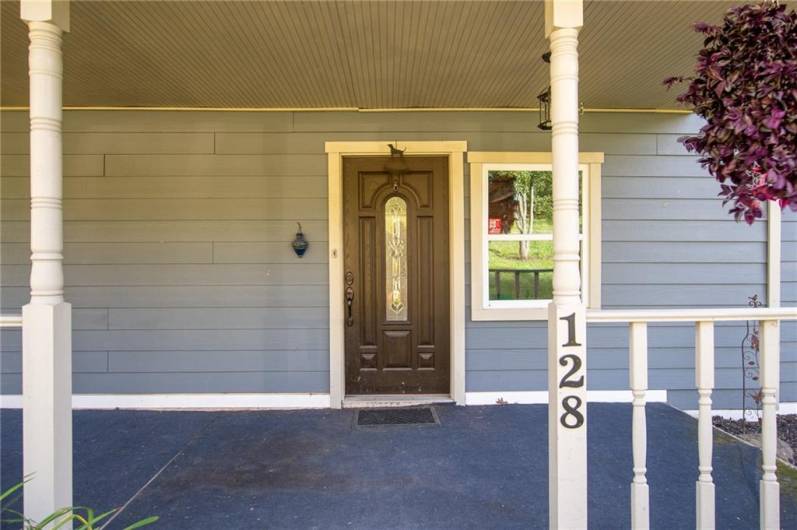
1 403 796 529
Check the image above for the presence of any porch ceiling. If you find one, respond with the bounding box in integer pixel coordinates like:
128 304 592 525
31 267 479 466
1 0 738 110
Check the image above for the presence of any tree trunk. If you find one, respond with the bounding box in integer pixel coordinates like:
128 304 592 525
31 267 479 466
520 240 530 260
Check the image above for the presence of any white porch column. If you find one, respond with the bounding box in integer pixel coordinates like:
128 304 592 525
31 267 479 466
545 1 586 529
20 0 72 522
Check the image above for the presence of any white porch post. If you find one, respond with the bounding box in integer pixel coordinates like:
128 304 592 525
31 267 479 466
20 0 72 522
545 1 586 529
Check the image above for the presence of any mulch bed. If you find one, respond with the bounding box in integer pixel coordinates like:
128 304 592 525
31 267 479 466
713 414 797 465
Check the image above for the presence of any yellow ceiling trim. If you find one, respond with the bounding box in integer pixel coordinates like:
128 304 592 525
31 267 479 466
0 106 359 112
584 108 691 114
0 106 692 114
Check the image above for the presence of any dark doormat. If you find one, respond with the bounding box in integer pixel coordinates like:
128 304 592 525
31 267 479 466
356 407 439 426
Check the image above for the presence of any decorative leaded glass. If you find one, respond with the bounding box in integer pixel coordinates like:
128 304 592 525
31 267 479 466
385 196 408 321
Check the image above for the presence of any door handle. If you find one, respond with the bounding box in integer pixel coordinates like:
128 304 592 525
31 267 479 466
345 271 354 327
346 287 354 326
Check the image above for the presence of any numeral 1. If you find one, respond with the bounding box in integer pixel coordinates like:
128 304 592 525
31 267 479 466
560 312 581 347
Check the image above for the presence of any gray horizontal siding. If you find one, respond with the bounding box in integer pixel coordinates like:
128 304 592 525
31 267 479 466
0 329 329 351
0 286 328 310
603 177 730 199
1 352 109 374
1 176 329 199
467 346 797 371
601 285 766 308
603 263 766 284
106 308 328 330
467 368 794 395
1 264 327 287
0 109 787 406
0 372 329 395
0 220 329 243
602 242 765 263
1 198 329 221
603 220 766 242
1 132 215 155
1 154 104 177
467 323 794 350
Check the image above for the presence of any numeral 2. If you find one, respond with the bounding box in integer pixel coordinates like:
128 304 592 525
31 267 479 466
558 354 584 388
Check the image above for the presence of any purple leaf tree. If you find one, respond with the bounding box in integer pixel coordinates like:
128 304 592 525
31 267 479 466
665 2 797 224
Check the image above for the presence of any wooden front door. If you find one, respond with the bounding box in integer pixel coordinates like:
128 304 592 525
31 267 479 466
343 156 450 395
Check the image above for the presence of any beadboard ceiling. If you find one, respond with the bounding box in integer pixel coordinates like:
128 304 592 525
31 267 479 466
1 0 739 110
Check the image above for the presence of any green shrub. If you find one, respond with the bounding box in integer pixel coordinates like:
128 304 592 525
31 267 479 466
1 480 158 530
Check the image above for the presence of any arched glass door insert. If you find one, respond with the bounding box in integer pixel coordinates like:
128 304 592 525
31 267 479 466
385 196 408 321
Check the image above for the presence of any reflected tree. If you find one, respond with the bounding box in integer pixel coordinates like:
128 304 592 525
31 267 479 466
491 170 552 260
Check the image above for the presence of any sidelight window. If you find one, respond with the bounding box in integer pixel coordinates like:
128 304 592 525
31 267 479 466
468 152 604 321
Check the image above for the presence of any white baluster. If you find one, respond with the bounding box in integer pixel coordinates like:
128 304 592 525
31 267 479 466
758 320 780 530
695 321 715 530
629 322 649 529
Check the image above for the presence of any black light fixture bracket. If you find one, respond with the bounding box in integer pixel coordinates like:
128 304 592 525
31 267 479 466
385 142 409 188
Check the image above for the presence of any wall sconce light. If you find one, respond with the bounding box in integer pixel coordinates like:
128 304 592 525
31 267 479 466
292 222 309 257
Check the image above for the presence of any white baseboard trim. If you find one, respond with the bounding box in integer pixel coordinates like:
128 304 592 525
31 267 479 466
684 402 797 420
464 390 668 406
0 391 670 410
0 393 331 410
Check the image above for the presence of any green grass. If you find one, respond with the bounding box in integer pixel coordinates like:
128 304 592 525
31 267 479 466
531 218 553 234
487 218 555 300
488 240 553 270
489 272 553 300
778 461 797 501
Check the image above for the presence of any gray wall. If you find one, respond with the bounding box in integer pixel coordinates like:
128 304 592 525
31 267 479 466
0 110 792 408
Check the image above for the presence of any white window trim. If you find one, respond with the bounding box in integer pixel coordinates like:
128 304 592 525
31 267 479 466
468 152 604 321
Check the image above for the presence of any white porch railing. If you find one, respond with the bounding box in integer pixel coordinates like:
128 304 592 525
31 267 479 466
587 307 797 530
0 315 23 328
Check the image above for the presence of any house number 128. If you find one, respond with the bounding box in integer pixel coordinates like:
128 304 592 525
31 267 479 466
558 313 584 429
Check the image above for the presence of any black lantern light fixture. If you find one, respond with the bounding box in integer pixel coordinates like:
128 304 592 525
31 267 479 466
537 51 552 131
292 222 309 257
537 88 552 131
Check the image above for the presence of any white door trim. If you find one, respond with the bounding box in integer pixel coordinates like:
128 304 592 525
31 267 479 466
325 141 468 409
